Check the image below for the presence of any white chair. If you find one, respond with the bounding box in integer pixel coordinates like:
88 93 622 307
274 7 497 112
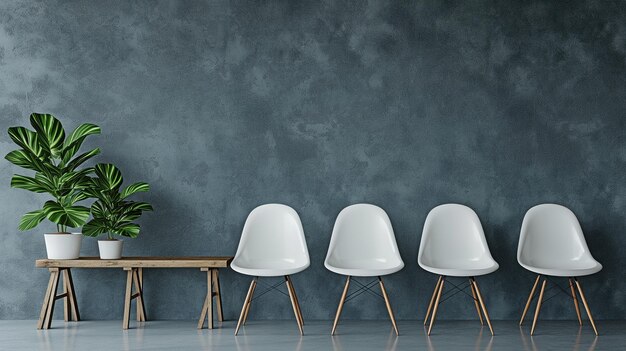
418 204 499 335
518 203 601 336
325 204 404 335
231 204 310 335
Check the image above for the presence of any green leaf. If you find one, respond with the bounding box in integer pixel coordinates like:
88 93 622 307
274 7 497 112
5 149 46 172
82 218 109 237
115 223 140 238
124 201 153 213
94 163 123 191
7 127 47 158
90 201 107 218
63 123 101 150
30 113 65 158
64 148 100 171
120 182 150 199
18 209 47 230
62 123 101 164
42 201 90 228
10 174 49 193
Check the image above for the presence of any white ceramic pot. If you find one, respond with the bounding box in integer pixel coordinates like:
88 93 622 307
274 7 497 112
98 239 123 259
44 233 83 259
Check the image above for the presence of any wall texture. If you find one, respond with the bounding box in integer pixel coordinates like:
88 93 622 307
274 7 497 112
1 0 625 321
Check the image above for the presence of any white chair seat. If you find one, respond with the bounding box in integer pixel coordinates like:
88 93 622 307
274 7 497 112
232 260 310 277
325 259 404 277
518 260 602 277
324 204 405 278
418 204 499 278
517 204 602 278
419 259 499 277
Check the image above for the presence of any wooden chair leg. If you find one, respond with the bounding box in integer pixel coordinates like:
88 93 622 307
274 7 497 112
235 279 257 335
44 269 61 329
569 278 582 326
331 276 350 335
285 276 304 335
574 279 598 336
469 278 484 325
212 269 224 322
424 276 442 326
286 275 304 326
378 277 399 336
427 276 445 335
65 269 80 321
242 279 257 325
530 278 547 335
471 278 494 336
285 275 304 327
520 275 540 326
38 269 58 329
122 268 133 330
133 269 146 322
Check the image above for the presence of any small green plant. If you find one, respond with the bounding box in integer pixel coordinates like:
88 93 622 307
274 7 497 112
82 163 153 240
5 113 101 232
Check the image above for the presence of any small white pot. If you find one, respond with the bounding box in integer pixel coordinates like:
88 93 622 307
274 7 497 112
44 233 83 259
98 239 123 259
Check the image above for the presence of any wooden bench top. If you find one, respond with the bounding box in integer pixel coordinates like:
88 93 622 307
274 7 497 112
36 256 233 268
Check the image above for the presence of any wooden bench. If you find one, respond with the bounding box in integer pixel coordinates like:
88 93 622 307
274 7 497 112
35 256 233 330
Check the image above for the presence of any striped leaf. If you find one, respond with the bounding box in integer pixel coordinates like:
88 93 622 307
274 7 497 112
94 163 123 191
7 127 46 158
62 123 101 163
114 223 140 238
64 148 100 171
18 209 47 230
91 201 107 218
123 201 153 213
5 149 46 172
120 182 150 199
81 218 109 237
30 113 65 158
10 174 49 193
43 201 90 228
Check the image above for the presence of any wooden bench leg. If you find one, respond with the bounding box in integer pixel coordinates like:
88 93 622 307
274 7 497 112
38 268 58 329
213 269 223 322
198 268 220 329
135 268 146 322
43 269 61 329
123 268 133 330
63 269 80 322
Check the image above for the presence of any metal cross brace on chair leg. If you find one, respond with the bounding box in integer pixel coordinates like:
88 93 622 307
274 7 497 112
331 276 399 336
424 276 494 336
343 278 383 303
520 275 598 336
235 275 304 335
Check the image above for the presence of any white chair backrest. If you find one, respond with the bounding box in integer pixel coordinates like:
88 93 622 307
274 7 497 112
325 204 403 266
418 204 494 267
233 204 309 266
518 204 594 266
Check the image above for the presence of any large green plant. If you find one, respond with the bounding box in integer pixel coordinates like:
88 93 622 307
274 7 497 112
5 113 101 232
82 163 152 240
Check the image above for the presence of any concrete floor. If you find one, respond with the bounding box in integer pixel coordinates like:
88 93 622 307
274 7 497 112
0 320 619 351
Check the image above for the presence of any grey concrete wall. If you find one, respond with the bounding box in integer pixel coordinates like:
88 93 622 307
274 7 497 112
1 0 625 321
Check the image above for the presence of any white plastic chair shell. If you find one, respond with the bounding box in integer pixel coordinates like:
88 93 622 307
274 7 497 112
517 204 602 277
231 204 310 277
324 204 404 277
418 204 499 277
